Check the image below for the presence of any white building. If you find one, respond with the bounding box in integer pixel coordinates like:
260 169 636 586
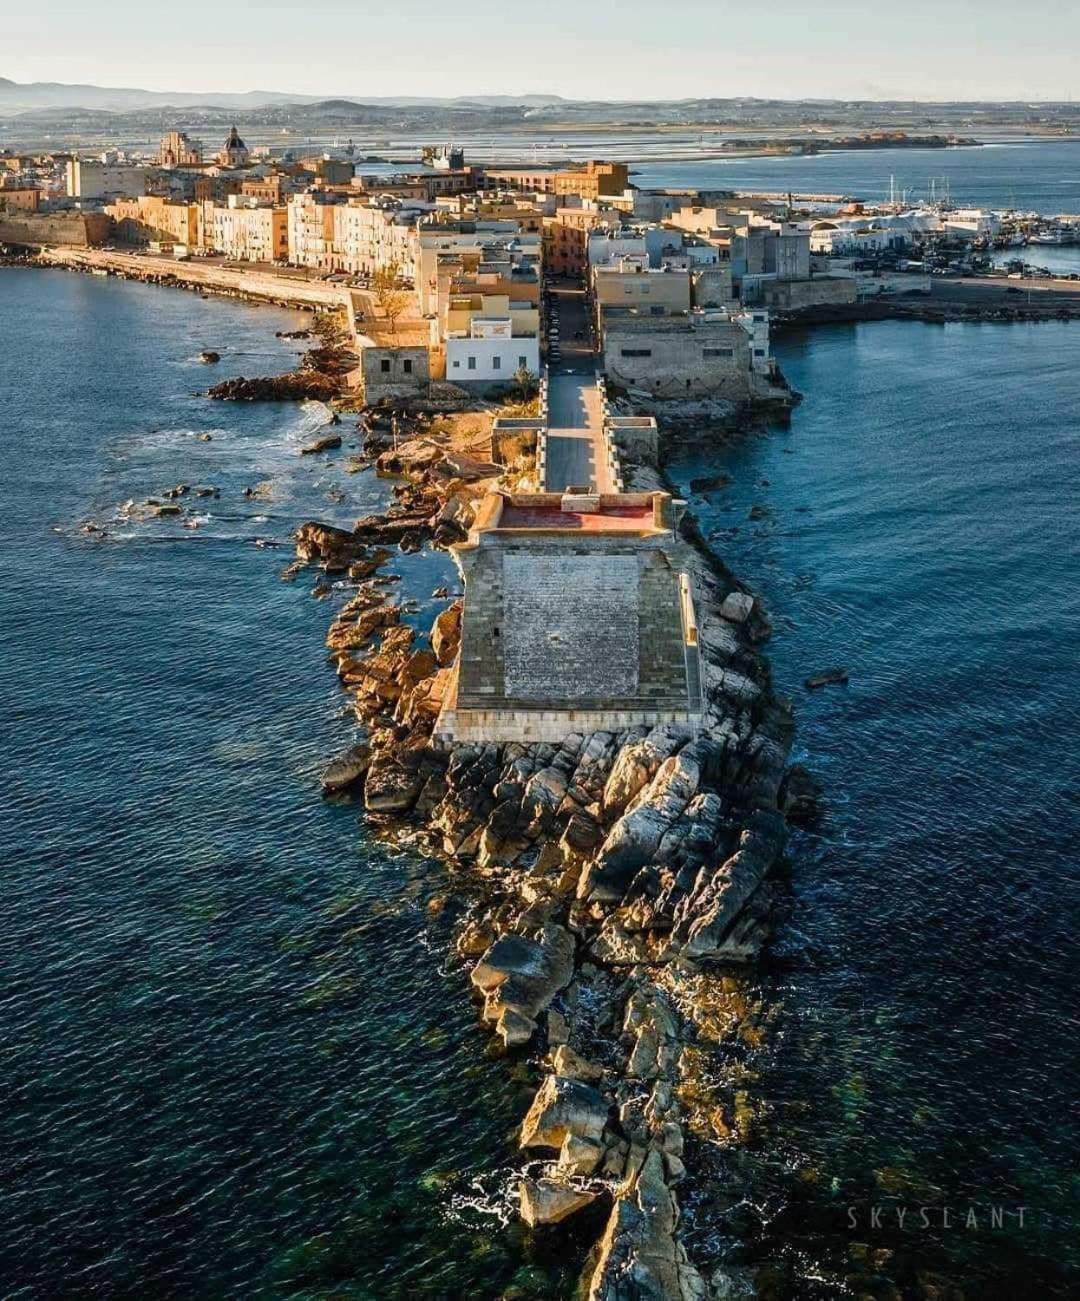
66 159 149 200
445 318 539 385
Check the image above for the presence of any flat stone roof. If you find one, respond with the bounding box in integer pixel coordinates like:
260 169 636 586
498 503 655 532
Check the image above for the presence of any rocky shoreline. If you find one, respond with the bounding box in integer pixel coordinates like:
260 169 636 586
291 405 819 1297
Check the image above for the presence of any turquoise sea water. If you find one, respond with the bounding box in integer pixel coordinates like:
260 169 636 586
668 319 1080 1296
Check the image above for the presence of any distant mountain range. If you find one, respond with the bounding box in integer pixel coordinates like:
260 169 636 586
0 77 567 115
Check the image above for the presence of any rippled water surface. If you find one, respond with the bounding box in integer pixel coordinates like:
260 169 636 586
668 319 1080 1297
0 270 576 1299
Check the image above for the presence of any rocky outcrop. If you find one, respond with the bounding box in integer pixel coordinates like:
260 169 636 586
294 421 817 1295
208 371 340 401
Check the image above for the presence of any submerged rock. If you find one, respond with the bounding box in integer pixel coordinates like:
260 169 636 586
805 667 849 689
300 433 342 455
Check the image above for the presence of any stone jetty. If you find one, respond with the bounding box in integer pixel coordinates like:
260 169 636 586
297 387 813 1297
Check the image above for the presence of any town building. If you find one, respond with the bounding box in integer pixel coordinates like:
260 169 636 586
287 193 341 270
159 131 203 168
0 186 41 212
204 197 288 262
105 195 199 247
217 127 250 169
601 311 763 399
333 196 432 280
66 159 150 200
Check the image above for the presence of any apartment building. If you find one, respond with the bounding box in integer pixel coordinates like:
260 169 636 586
66 159 150 200
416 222 541 314
333 197 431 279
205 198 288 263
287 193 341 271
106 195 199 246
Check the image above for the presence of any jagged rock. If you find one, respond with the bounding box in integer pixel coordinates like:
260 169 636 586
498 1007 537 1048
363 752 423 813
673 809 786 959
552 1045 603 1082
719 591 755 623
583 746 704 902
295 521 365 571
471 925 574 1028
431 601 462 666
300 433 342 455
602 725 690 818
520 1074 609 1150
779 763 823 824
584 1151 706 1301
208 371 339 401
198 350 220 364
519 1177 598 1227
559 1134 604 1177
320 742 371 794
547 1008 570 1045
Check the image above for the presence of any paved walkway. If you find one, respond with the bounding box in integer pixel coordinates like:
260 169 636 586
543 283 612 493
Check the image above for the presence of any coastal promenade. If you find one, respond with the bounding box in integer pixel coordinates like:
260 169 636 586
37 246 348 311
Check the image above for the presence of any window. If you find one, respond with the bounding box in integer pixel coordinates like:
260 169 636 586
380 358 391 373
403 359 413 374
620 348 652 358
467 356 476 370
492 355 501 370
452 360 460 369
650 304 666 315
754 348 766 356
703 347 733 358
518 356 528 369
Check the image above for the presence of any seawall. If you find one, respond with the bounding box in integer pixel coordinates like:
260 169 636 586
36 247 349 311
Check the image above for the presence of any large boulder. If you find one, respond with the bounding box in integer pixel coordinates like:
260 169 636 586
583 747 703 902
520 1074 609 1150
584 1152 706 1301
320 742 371 794
519 1177 598 1227
471 925 575 1032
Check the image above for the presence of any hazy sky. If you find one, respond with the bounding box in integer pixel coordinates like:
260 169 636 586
8 0 1080 101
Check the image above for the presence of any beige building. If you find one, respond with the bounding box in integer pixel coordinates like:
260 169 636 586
333 198 430 280
602 313 757 399
593 259 692 321
160 131 202 168
205 199 287 262
106 195 199 246
287 194 340 270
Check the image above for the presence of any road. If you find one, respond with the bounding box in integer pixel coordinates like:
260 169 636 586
543 280 613 494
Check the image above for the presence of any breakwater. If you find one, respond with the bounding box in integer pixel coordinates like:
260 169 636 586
292 372 812 1294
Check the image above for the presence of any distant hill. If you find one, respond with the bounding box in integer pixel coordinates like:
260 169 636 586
0 77 566 116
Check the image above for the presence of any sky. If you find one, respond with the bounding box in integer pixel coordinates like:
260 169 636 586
7 0 1080 102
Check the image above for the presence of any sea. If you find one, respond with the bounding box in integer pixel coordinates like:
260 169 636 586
632 138 1080 214
2 142 1078 1297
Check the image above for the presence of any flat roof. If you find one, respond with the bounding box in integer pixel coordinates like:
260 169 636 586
498 503 655 532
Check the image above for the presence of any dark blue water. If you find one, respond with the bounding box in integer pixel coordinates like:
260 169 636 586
635 139 1080 213
668 320 1080 1296
0 269 574 1299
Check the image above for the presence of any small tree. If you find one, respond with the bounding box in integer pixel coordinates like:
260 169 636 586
513 364 538 401
372 260 412 335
